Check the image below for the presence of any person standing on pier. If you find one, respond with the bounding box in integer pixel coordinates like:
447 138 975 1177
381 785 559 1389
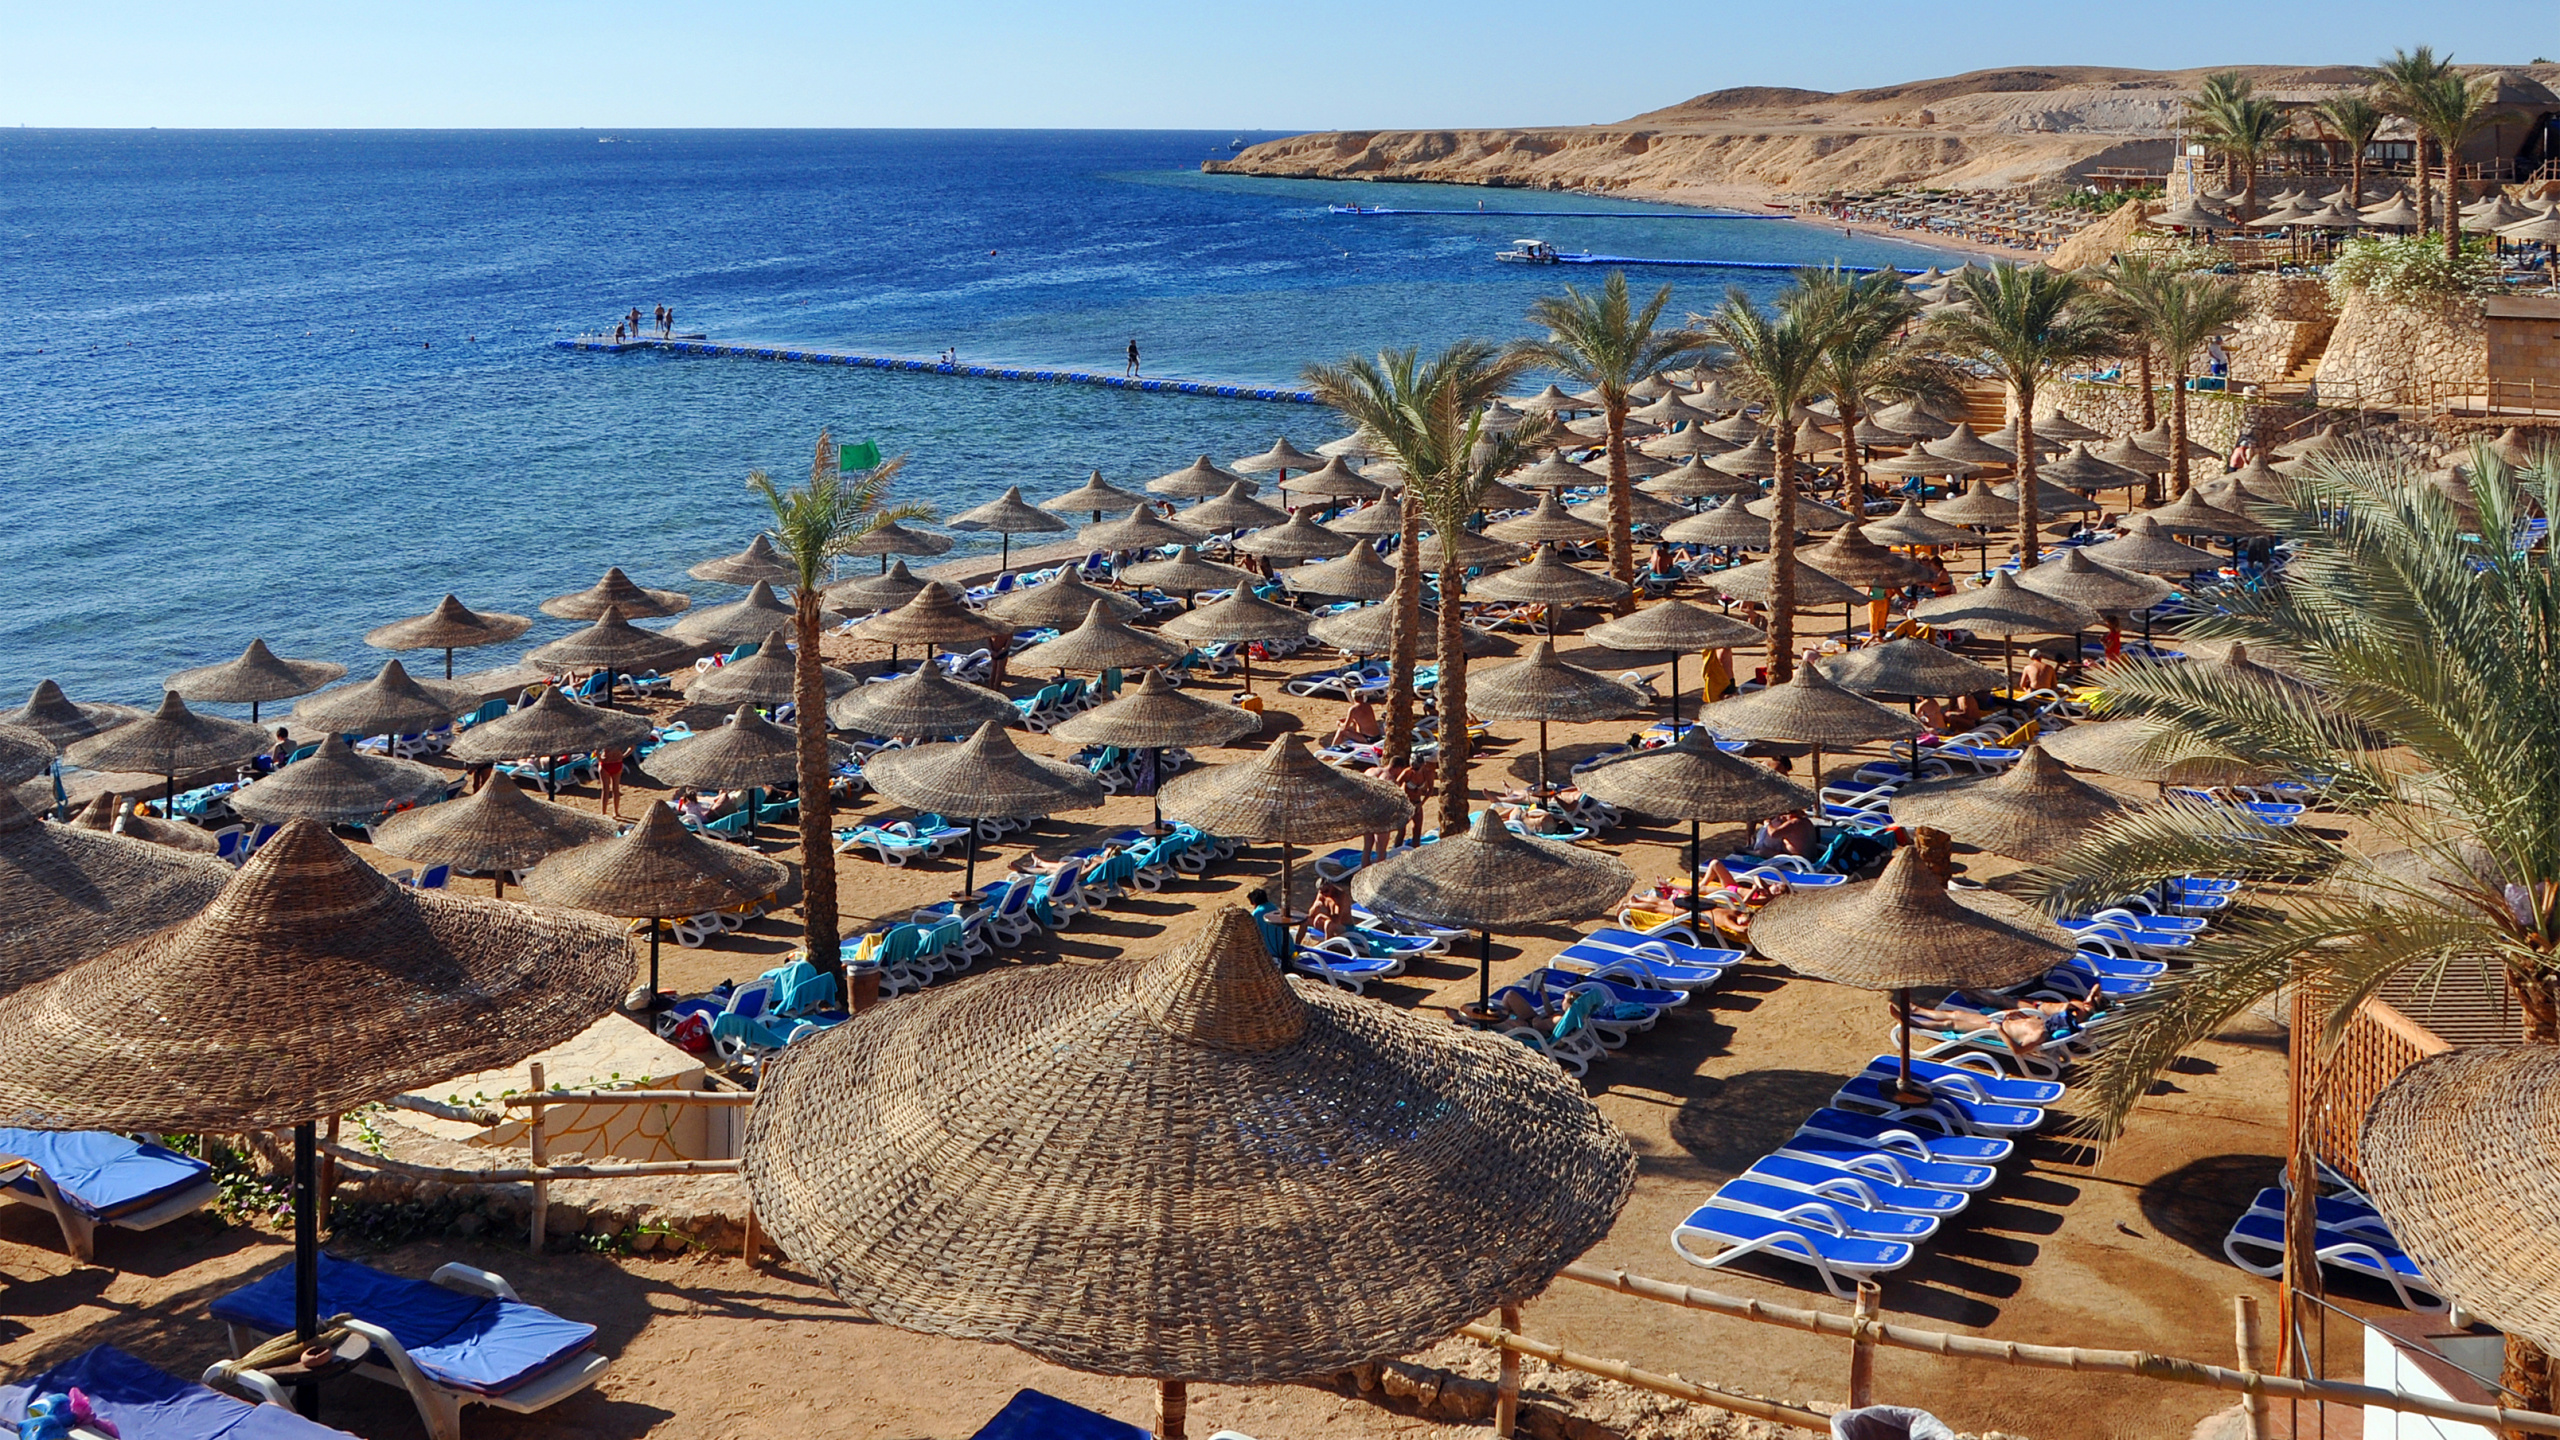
1126 338 1140 377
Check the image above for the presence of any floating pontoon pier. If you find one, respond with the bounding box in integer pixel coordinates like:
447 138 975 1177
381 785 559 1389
553 336 1320 405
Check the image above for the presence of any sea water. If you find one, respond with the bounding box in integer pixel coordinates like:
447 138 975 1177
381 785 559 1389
1 129 1955 705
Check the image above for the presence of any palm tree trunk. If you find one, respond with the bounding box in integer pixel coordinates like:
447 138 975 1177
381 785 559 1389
2413 136 2433 236
2015 384 2043 568
793 589 841 985
1435 556 1472 836
1385 500 1423 766
2241 155 2259 224
2136 346 2158 431
1606 400 1637 613
2445 139 2465 264
1839 395 1867 507
1769 419 1800 683
2169 360 2193 498
2348 147 2365 211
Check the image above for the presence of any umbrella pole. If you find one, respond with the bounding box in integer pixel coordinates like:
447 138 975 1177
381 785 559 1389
1894 985 1930 1105
164 769 175 821
1001 533 1011 570
445 646 455 680
293 1120 320 1418
649 923 662 1008
1689 820 1703 933
1157 1380 1187 1440
964 825 978 896
1479 929 1493 1007
252 700 261 724
1669 653 1682 734
1538 720 1549 801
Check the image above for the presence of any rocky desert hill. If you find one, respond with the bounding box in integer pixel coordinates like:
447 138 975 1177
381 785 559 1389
1210 63 2560 202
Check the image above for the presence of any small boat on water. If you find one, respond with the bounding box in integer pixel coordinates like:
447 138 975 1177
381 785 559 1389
1496 238 1564 264
1328 203 1371 215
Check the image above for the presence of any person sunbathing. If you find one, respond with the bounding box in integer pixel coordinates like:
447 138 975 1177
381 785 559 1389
1891 984 2103 1059
1328 698 1382 749
1749 810 1817 858
1303 879 1354 940
2017 650 2062 694
1446 989 1554 1029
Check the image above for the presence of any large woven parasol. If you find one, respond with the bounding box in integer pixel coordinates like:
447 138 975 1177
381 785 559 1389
1467 547 1631 625
1927 423 2015 468
2029 409 2101 444
364 596 534 679
2133 421 2210 463
0 726 55 788
1468 640 1647 793
1699 661 1921 785
840 519 954 568
1862 498 1978 550
1804 525 1930 590
1178 481 1292 536
1081 504 1199 553
1980 421 2065 458
522 800 790 1003
1015 600 1189 674
828 663 1017 738
0 785 229 996
2083 515 2221 575
1662 497 1779 550
1486 493 1606 545
949 486 1070 569
1233 509 1357 562
1317 427 1385 458
2037 718 2269 786
229 734 453 828
1819 638 2006 699
1307 602 1503 660
1642 458 1760 501
1574 733 1818 926
290 661 470 741
689 534 799 587
0 819 626 1370
1709 435 1780 478
1705 412 1764 445
667 580 797 649
741 906 1634 1437
525 606 698 675
1706 556 1867 611
1925 484 2020 532
1745 492 1857 531
1516 382 1583 414
1161 733 1411 905
1989 475 2100 516
1278 457 1387 501
1570 488 1693 530
2042 442 2147 493
65 692 269 817
1910 574 2097 683
1050 670 1261 752
368 773 620 896
822 559 931 614
1325 496 1407 538
80 792 220 854
166 640 347 723
1405 526 1528 571
6 681 140 748
1159 589 1312 694
645 706 830 796
1872 399 1957 441
443 686 654 768
984 568 1145 630
539 566 691 621
1122 544 1255 595
1888 744 2133 858
1750 846 2075 1096
1511 454 1607 492
1586 601 1763 731
851 583 1011 652
2360 1045 2560 1353
2018 548 2174 617
2088 436 2171 479
1043 470 1150 521
1148 455 1250 499
1353 810 1635 1002
685 630 861 710
2146 489 2271 539
861 720 1104 891
1231 436 1326 474
1866 449 1980 482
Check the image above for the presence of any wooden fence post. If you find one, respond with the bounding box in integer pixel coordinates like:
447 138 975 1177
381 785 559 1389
1850 1280 1882 1409
1495 1305 1523 1438
2235 1295 2268 1440
526 1063 547 1255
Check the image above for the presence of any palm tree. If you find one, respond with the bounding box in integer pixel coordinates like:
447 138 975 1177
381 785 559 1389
1794 266 1932 506
749 432 934 983
1511 272 1705 609
2311 92 2386 213
2187 71 2253 191
2010 444 2559 1410
1306 343 1540 774
2191 73 2291 221
2407 71 2510 261
1697 286 1836 683
2102 265 2252 497
1924 264 2122 568
2376 47 2457 234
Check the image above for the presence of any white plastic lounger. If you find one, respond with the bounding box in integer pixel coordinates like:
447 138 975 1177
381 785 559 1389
1773 1129 1999 1194
1670 1202 1915 1299
1833 1074 2046 1136
1746 1153 1970 1216
1709 1179 1941 1241
2221 1210 2446 1314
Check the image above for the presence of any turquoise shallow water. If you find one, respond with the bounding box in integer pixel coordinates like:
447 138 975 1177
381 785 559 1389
1 129 1956 707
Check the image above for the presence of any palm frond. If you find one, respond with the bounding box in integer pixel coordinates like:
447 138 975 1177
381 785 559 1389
2006 797 2347 915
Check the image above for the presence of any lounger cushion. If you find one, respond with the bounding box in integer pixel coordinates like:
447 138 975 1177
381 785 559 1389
0 1129 212 1221
212 1255 596 1397
968 1388 1149 1440
0 1346 343 1440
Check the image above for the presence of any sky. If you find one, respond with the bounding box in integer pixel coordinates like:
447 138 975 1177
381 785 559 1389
10 1 2557 130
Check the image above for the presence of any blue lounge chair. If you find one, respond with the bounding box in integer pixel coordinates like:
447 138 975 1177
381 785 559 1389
1833 1073 2046 1136
1795 1107 2014 1165
1669 1203 1915 1299
1746 1153 1969 1216
1772 1129 1999 1194
2221 1210 2446 1314
1584 929 1747 969
0 1128 218 1261
1523 967 1686 1011
4 1346 354 1440
966 1388 1148 1440
1291 946 1403 994
1708 1178 1941 1241
1552 945 1729 992
210 1254 611 1440
1855 1055 2066 1107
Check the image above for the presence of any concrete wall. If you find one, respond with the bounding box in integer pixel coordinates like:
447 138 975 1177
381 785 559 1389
2484 294 2560 412
2315 292 2488 409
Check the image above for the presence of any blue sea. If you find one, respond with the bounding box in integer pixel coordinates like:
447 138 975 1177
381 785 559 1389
1 129 1956 708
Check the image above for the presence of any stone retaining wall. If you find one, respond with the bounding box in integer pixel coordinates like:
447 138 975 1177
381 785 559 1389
2315 292 2488 409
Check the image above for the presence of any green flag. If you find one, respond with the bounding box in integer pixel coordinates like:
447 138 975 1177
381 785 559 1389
839 440 883 473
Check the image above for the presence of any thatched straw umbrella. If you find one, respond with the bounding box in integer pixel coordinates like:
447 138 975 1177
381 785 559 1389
2082 515 2221 576
1306 602 1504 660
0 726 57 791
1697 661 1922 786
1486 493 1607 546
1863 498 1978 550
1317 428 1386 458
859 721 1104 893
1927 423 2015 469
740 905 1634 1439
1803 526 1929 637
1706 557 1866 613
0 821 624 1377
523 800 789 1007
444 687 655 801
1468 548 1631 635
1050 670 1261 826
1177 481 1292 537
539 566 690 621
1642 458 1761 502
1662 497 1780 551
1353 810 1633 1003
1147 455 1250 499
840 519 953 573
1398 528 1527 574
1231 437 1327 476
851 583 1011 667
1572 731 1818 929
947 486 1069 570
2030 409 2102 445
1160 733 1410 911
667 580 797 649
1888 744 2132 858
74 792 220 854
166 640 347 724
1745 492 1856 531
1324 496 1407 538
1159 588 1312 694
2042 442 2148 496
1014 601 1188 675
2019 549 2176 652
689 534 798 587
984 568 1145 630
822 559 931 615
1517 382 1584 414
1989 474 2101 518
1873 399 1958 442
645 706 835 838
2360 1045 2560 1354
1121 544 1254 597
1467 640 1647 795
828 663 1017 739
1233 510 1358 563
1570 489 1693 531
368 771 621 897
1082 504 1200 554
685 630 860 710
1909 573 2098 685
1865 449 1981 488
1586 601 1764 731
1749 847 2073 1099
1640 425 1730 462
65 692 269 818
290 661 470 744
1705 412 1764 445
1042 470 1150 523
1508 454 1606 493
2147 488 2271 542
524 606 696 678
364 596 535 679
6 681 139 749
1818 638 2006 705
0 784 229 995
1278 457 1388 503
229 734 451 828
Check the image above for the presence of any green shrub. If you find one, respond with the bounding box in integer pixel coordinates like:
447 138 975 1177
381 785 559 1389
2325 234 2499 305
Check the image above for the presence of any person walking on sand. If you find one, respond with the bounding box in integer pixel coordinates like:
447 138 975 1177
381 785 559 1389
598 745 628 819
1126 338 1140 377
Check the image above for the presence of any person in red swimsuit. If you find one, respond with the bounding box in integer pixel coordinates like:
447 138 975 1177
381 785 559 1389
599 746 628 819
